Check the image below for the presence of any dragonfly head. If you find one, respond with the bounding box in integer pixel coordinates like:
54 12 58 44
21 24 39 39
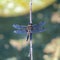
28 23 32 26
28 23 33 28
28 24 32 27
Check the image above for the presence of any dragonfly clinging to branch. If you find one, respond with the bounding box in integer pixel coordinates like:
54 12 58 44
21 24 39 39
12 21 46 41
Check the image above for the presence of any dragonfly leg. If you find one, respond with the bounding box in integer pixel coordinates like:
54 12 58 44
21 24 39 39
30 33 32 40
26 34 29 41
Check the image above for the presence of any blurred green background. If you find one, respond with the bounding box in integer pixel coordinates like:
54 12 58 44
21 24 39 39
0 0 60 60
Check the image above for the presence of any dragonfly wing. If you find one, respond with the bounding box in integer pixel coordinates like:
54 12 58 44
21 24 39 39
13 29 27 34
12 24 27 29
38 21 46 26
33 21 46 28
32 27 46 33
32 21 46 33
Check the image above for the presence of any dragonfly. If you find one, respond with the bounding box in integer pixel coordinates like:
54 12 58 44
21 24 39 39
12 21 46 41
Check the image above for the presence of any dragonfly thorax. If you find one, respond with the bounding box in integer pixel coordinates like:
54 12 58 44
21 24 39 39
26 24 33 32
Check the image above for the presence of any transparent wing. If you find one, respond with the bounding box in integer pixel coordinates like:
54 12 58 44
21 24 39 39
13 29 27 34
12 24 27 29
38 21 46 26
32 27 46 33
33 28 46 33
32 21 46 33
32 21 46 28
